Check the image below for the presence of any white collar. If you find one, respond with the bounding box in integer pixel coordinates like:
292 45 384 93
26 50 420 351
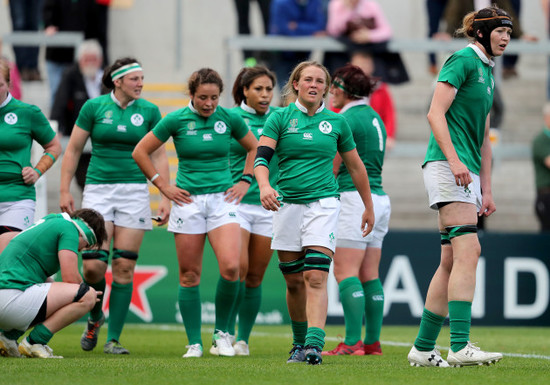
189 100 217 115
240 101 270 115
295 99 325 115
468 43 495 67
110 91 135 107
0 92 12 108
339 98 368 114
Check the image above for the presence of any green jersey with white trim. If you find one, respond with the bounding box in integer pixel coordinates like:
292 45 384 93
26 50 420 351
0 214 79 291
0 95 56 202
424 45 494 175
153 104 250 195
261 102 356 204
337 101 386 195
230 104 279 205
75 93 161 184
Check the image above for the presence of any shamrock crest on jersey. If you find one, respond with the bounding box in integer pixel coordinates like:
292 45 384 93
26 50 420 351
319 121 332 134
131 113 144 126
4 112 17 125
214 121 227 134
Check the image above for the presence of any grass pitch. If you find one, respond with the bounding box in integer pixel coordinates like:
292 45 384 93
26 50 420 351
1 324 549 385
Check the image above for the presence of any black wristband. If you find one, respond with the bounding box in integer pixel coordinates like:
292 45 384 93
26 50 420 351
240 174 253 184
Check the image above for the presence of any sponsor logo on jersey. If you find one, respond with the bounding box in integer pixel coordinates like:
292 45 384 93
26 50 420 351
303 132 313 140
4 112 17 125
487 86 491 95
131 113 144 126
203 133 213 141
244 118 250 128
319 121 332 134
478 67 485 83
187 121 197 135
288 118 298 132
117 125 127 132
102 110 113 124
214 121 227 134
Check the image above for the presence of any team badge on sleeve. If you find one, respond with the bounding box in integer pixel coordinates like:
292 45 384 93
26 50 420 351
214 121 227 134
131 113 144 126
4 112 17 125
319 121 332 134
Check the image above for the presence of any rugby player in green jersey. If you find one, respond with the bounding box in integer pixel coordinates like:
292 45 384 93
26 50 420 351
408 5 512 367
254 61 374 365
133 68 258 358
225 66 279 356
323 64 389 357
0 60 61 245
60 58 170 355
0 209 107 358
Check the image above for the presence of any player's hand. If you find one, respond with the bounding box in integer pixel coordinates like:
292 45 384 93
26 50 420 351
160 184 192 206
22 166 40 185
224 182 250 204
259 185 280 211
155 198 171 225
361 209 375 237
479 193 496 218
449 159 472 187
60 191 75 214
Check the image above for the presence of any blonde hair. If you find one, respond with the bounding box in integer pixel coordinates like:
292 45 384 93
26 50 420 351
281 61 331 102
0 58 10 85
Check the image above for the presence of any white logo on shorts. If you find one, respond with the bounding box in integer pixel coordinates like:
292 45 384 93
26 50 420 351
214 121 227 134
319 121 332 134
131 113 144 126
4 112 17 125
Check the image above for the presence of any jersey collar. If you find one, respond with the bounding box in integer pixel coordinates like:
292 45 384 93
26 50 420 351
189 100 217 115
110 91 135 107
0 92 12 108
339 98 368 114
240 101 270 115
295 99 325 115
468 43 495 67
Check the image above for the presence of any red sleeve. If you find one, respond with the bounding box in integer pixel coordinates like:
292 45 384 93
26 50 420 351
370 83 396 139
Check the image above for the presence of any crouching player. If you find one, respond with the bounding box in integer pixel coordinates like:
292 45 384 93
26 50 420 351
0 209 107 358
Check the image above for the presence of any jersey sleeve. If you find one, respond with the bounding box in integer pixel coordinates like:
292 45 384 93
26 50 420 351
261 111 282 141
57 223 80 254
438 53 467 90
30 106 56 145
148 105 162 132
229 110 250 141
337 117 356 153
75 99 96 132
152 112 177 142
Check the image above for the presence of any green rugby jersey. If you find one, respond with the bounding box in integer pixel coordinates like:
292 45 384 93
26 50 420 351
0 214 79 291
230 103 279 205
75 93 161 184
0 95 56 202
152 103 250 195
262 101 356 204
424 44 494 175
337 100 386 195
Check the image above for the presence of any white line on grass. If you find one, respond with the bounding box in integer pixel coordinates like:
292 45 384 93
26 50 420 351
127 323 550 361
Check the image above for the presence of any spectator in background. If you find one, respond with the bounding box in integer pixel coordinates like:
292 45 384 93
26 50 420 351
50 39 106 191
8 0 43 81
43 0 110 103
233 0 272 66
269 0 326 88
426 0 449 75
0 40 22 100
532 102 550 232
351 52 396 150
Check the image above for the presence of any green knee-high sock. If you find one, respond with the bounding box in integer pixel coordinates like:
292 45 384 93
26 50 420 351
214 277 239 332
305 327 326 350
449 300 471 353
339 277 364 345
414 308 446 351
363 278 384 345
28 324 53 346
237 285 262 343
178 285 202 346
86 277 106 321
291 320 307 346
3 329 24 341
227 281 245 336
106 281 132 342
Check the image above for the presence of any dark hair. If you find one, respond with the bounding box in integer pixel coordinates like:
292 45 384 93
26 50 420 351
232 66 276 105
332 64 377 100
188 68 223 96
102 57 141 89
72 208 107 249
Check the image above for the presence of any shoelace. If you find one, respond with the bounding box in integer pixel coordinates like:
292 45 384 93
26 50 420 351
85 322 100 339
216 332 232 349
185 344 201 352
466 342 481 351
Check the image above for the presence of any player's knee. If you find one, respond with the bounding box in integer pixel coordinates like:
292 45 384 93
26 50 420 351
179 270 200 287
284 273 305 294
303 269 327 289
